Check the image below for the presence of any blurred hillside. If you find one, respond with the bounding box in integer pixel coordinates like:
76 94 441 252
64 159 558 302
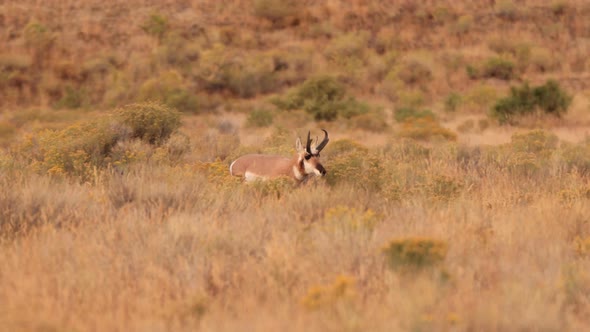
1 0 588 108
3 3 590 331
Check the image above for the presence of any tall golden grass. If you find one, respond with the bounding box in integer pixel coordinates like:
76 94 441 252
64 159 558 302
1 0 590 331
2 124 590 331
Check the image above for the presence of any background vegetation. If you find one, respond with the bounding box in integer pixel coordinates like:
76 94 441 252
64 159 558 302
1 0 590 331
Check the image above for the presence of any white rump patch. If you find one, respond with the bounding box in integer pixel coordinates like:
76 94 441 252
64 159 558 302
244 171 266 182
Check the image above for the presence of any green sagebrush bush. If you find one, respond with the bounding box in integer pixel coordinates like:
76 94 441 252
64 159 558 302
114 101 181 144
246 108 274 128
272 76 368 121
492 80 572 124
483 56 516 80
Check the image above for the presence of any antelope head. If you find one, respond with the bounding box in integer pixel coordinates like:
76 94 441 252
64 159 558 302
295 129 330 178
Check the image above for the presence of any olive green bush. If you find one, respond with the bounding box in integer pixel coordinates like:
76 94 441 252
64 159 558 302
492 80 572 124
272 76 368 121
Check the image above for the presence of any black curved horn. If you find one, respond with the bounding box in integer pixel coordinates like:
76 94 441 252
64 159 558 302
305 131 312 154
315 129 329 152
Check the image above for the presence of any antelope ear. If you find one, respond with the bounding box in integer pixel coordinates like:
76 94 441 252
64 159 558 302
295 137 303 152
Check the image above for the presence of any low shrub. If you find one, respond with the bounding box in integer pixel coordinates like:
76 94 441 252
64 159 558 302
225 54 276 98
397 59 433 86
425 174 464 201
14 102 182 181
269 47 312 86
509 130 558 157
465 84 498 112
456 119 475 133
23 21 54 51
533 80 572 115
384 139 431 162
382 237 448 270
153 132 191 165
529 47 560 73
141 13 168 40
394 107 435 123
491 80 572 124
20 119 122 180
398 117 457 142
325 150 384 191
253 0 300 26
301 275 356 311
246 109 274 128
273 76 367 121
494 0 518 20
502 130 558 176
325 32 369 77
325 31 369 63
482 56 515 80
114 102 181 144
348 111 389 132
466 65 479 80
325 139 369 158
559 141 590 175
478 119 490 131
444 92 462 112
138 70 199 113
451 15 473 35
54 85 87 109
247 176 294 199
194 160 241 190
196 45 277 98
397 89 427 109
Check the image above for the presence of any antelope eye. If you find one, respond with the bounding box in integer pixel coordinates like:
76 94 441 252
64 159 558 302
305 154 312 160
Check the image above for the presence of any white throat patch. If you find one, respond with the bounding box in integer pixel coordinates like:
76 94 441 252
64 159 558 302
293 165 305 180
303 160 316 174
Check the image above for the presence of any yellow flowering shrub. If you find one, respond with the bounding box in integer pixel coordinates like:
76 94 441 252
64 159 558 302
301 275 356 311
382 237 448 270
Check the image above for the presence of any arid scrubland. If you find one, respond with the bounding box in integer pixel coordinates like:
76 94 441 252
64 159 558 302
1 0 590 331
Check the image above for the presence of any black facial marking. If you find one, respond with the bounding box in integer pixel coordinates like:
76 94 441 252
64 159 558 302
305 153 320 160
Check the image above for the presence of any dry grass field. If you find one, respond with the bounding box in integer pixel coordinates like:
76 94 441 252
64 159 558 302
2 0 590 331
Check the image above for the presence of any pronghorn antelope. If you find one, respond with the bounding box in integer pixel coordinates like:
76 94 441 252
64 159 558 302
230 129 330 183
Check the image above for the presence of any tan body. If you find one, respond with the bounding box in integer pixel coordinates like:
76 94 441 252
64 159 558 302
229 129 329 183
230 154 305 182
